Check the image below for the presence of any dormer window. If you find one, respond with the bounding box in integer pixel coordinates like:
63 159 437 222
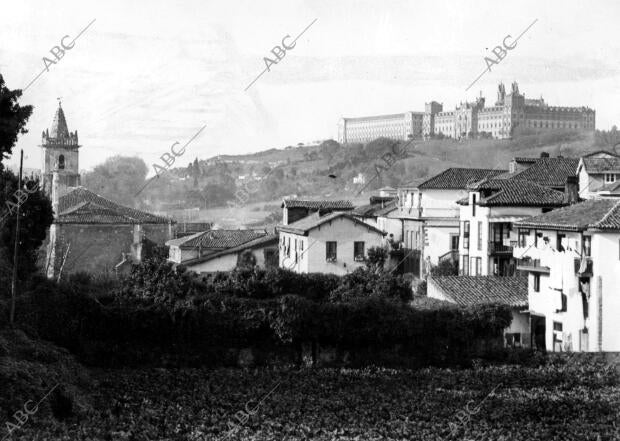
605 173 616 183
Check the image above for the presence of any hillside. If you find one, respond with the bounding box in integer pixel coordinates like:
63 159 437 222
87 128 617 227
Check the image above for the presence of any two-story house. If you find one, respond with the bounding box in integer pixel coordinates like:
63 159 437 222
396 168 506 276
576 150 620 199
278 211 385 275
514 198 620 352
457 179 569 277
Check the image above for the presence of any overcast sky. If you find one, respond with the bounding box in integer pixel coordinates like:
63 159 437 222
2 0 620 172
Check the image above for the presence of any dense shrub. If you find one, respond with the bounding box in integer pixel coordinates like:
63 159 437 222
329 267 412 303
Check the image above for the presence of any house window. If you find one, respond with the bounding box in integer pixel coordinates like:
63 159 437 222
533 274 540 292
557 233 566 251
472 194 477 216
463 221 470 249
286 237 290 257
583 236 591 257
605 173 616 183
518 229 529 248
450 235 459 251
477 221 483 251
354 241 365 261
475 257 482 275
462 255 469 275
326 241 337 262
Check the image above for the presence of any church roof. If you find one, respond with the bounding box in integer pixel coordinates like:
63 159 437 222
56 187 173 224
50 103 70 139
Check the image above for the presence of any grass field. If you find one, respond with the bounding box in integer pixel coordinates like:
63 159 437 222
11 359 620 441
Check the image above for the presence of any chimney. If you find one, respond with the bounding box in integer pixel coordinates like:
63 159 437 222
564 176 579 205
540 152 550 158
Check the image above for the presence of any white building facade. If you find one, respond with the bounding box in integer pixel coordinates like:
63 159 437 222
514 199 620 352
278 212 385 275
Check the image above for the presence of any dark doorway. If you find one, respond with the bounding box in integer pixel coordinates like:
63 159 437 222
531 315 546 352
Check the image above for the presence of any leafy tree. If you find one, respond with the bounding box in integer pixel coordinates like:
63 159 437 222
0 76 51 285
0 174 53 279
319 139 340 163
82 156 148 207
365 246 387 272
237 249 257 270
0 74 33 172
430 259 459 276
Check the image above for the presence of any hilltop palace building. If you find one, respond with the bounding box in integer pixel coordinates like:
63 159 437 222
337 82 595 144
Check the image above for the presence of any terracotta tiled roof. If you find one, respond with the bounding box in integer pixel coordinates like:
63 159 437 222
170 229 268 249
57 187 172 224
509 157 579 187
351 200 397 217
594 200 620 229
516 198 620 231
582 157 620 173
181 233 279 266
430 276 528 307
417 168 507 190
513 157 539 164
581 151 620 173
281 199 354 210
279 211 386 236
459 179 566 207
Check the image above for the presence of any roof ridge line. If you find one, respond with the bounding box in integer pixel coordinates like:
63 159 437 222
591 199 620 228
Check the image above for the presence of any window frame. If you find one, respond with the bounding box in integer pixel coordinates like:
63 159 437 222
533 274 540 292
477 221 483 251
463 221 470 249
462 255 469 275
326 241 337 262
353 241 365 261
605 173 616 183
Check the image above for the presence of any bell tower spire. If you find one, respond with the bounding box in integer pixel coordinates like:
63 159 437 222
40 100 81 196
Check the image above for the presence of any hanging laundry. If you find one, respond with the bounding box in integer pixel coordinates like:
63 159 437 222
548 251 562 290
563 251 578 295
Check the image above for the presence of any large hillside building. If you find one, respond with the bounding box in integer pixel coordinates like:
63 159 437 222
337 82 595 143
337 112 424 144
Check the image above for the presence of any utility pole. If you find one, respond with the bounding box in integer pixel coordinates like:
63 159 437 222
10 149 23 326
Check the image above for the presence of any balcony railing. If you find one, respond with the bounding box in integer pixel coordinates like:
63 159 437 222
488 241 514 255
516 258 550 273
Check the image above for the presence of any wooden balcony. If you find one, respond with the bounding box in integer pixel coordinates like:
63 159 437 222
488 241 514 255
516 258 550 274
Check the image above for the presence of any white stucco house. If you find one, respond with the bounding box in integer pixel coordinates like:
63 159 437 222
177 233 278 273
395 168 506 276
577 150 620 199
514 198 620 352
278 211 386 275
427 275 530 347
166 229 268 264
457 179 569 277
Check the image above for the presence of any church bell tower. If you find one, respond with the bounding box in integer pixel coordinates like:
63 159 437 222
40 100 81 196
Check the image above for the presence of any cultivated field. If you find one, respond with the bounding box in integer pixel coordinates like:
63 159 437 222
14 360 620 441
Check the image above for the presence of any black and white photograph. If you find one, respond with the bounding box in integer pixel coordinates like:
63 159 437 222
1 1 619 439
